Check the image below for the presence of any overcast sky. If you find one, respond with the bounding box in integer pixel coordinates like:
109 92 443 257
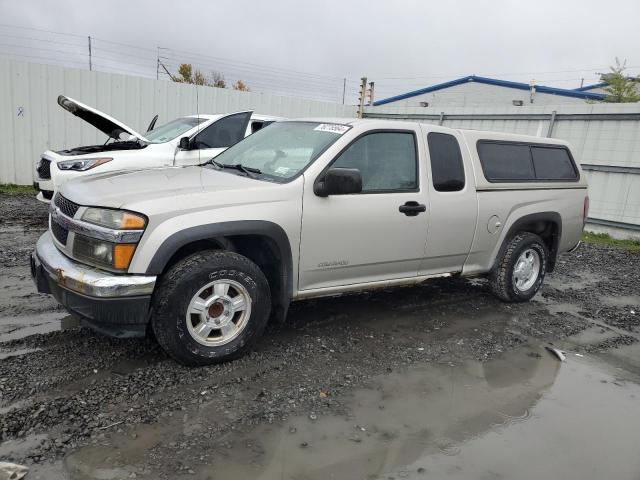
1 0 638 102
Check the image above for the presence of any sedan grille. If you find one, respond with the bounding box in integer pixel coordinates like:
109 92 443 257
54 194 80 218
51 219 69 245
37 158 51 179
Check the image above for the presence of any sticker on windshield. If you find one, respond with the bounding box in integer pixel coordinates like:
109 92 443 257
314 124 350 135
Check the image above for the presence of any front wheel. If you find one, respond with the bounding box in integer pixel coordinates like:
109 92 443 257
488 232 548 302
151 250 271 366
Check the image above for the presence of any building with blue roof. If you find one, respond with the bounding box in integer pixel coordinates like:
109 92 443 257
373 75 606 107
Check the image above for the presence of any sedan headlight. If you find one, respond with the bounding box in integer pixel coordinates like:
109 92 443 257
82 208 147 230
57 157 112 171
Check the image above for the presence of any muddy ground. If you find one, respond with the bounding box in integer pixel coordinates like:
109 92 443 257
1 193 640 480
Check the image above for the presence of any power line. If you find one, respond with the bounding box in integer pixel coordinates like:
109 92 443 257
0 41 87 56
0 23 86 38
0 51 87 67
0 33 85 48
160 47 345 82
159 58 345 95
90 44 158 62
92 54 156 69
160 57 345 92
92 36 158 54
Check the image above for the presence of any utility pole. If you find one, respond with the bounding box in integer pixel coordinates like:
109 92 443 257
529 79 536 104
341 78 346 104
366 81 375 105
88 36 92 71
357 77 367 118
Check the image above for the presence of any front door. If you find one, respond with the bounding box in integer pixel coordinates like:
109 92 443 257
298 129 430 291
174 112 252 166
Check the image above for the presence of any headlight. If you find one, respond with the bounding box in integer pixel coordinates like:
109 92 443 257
81 208 146 230
73 208 146 271
57 157 112 171
73 235 137 271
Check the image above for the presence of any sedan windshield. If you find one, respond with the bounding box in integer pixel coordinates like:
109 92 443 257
145 117 207 144
207 121 351 181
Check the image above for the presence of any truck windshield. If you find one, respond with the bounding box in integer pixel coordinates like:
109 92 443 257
207 121 351 181
145 117 206 144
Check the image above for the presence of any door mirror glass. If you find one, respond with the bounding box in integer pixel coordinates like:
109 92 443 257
314 168 363 197
178 137 191 150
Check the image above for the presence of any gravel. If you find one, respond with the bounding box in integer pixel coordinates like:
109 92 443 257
0 193 639 475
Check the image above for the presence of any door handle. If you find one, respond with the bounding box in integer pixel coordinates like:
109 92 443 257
399 201 427 216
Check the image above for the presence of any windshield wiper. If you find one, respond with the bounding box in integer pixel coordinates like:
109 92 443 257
210 159 261 178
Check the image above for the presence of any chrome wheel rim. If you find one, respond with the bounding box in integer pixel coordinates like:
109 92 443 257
513 248 541 292
186 279 252 346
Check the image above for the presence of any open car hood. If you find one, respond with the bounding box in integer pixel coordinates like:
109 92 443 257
57 95 149 142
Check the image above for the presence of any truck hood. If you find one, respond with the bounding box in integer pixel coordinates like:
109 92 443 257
59 166 280 210
58 95 149 142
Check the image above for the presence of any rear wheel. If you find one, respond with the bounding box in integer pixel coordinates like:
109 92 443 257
151 250 271 366
488 232 548 302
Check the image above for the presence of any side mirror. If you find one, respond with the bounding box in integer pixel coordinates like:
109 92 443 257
178 137 191 150
314 168 363 197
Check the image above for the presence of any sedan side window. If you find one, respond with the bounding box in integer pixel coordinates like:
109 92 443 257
331 132 418 192
193 112 251 149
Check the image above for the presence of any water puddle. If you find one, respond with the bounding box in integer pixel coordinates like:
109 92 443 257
546 270 600 291
600 295 640 308
0 346 41 359
185 350 640 480
0 312 78 343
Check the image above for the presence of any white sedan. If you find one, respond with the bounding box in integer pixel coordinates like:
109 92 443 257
34 95 282 202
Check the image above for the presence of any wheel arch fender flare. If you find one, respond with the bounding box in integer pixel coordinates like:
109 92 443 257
490 211 562 273
145 220 294 310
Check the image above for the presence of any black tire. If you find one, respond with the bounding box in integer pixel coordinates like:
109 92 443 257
151 250 271 366
488 232 548 302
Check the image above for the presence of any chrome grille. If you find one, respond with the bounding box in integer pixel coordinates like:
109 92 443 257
54 194 80 218
37 158 51 179
51 220 69 245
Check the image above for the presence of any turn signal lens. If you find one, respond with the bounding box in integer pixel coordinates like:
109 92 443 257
113 244 137 270
121 212 146 229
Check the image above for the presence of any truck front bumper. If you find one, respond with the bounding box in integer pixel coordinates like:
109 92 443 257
31 232 157 337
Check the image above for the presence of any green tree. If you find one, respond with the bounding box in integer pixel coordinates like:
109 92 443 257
176 63 194 83
598 58 640 103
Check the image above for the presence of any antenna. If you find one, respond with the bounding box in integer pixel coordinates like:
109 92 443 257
196 84 200 165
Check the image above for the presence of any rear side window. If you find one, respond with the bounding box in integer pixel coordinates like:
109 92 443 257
477 141 578 182
531 147 577 180
477 143 534 181
427 132 465 192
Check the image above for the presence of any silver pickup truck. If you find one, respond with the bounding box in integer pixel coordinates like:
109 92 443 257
31 119 588 365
